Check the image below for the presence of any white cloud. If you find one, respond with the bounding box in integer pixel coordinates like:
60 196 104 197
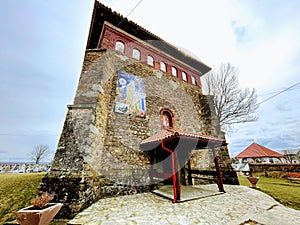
1 0 300 161
227 89 300 156
101 0 236 67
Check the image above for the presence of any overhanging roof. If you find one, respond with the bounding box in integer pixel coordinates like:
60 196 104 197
87 1 211 75
236 142 284 158
140 128 226 151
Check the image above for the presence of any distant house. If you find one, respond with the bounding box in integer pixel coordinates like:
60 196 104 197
232 142 286 171
280 149 300 163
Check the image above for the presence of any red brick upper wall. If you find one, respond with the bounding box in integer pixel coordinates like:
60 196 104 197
98 23 203 87
86 1 211 79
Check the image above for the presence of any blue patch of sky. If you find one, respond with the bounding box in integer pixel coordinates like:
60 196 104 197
231 21 249 43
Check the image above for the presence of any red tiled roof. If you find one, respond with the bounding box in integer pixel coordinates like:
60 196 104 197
236 143 284 158
140 127 226 150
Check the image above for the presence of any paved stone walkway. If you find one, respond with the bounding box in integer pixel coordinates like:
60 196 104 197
68 185 300 225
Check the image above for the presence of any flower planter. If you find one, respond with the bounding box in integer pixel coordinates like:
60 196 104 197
247 176 259 189
15 203 63 225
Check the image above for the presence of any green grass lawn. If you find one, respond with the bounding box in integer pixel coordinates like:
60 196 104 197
0 173 299 224
0 173 45 224
238 175 300 210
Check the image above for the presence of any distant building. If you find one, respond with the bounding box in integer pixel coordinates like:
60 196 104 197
280 149 300 163
232 142 286 171
0 163 50 173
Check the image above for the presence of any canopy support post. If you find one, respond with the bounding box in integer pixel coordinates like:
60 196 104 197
212 145 225 193
187 160 193 185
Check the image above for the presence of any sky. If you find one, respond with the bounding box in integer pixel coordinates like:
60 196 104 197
0 0 299 162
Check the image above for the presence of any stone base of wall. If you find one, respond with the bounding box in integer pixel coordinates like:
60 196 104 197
39 170 151 219
189 147 239 185
222 171 239 185
189 170 239 186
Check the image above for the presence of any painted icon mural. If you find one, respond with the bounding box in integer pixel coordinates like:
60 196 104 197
115 70 146 117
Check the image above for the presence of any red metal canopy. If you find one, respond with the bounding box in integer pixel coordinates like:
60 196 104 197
140 128 226 202
140 127 227 151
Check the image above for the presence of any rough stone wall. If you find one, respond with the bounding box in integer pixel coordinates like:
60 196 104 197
189 150 215 171
249 163 300 172
40 49 238 218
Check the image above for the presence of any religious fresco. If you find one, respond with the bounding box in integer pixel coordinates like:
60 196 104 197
115 70 146 117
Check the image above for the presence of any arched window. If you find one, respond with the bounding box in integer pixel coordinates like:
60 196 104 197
160 108 174 128
132 48 141 60
115 41 125 53
171 67 177 76
182 71 187 81
160 62 166 72
191 76 196 85
147 55 154 66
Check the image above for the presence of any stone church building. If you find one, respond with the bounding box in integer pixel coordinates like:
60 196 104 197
39 1 238 218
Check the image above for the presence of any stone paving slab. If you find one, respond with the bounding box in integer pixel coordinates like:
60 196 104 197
152 185 223 202
68 185 300 225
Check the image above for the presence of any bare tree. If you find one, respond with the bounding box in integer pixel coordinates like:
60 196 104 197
282 149 298 163
282 150 293 163
30 144 50 164
203 63 258 131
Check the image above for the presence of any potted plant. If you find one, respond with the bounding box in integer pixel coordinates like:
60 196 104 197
246 169 259 189
15 192 63 225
